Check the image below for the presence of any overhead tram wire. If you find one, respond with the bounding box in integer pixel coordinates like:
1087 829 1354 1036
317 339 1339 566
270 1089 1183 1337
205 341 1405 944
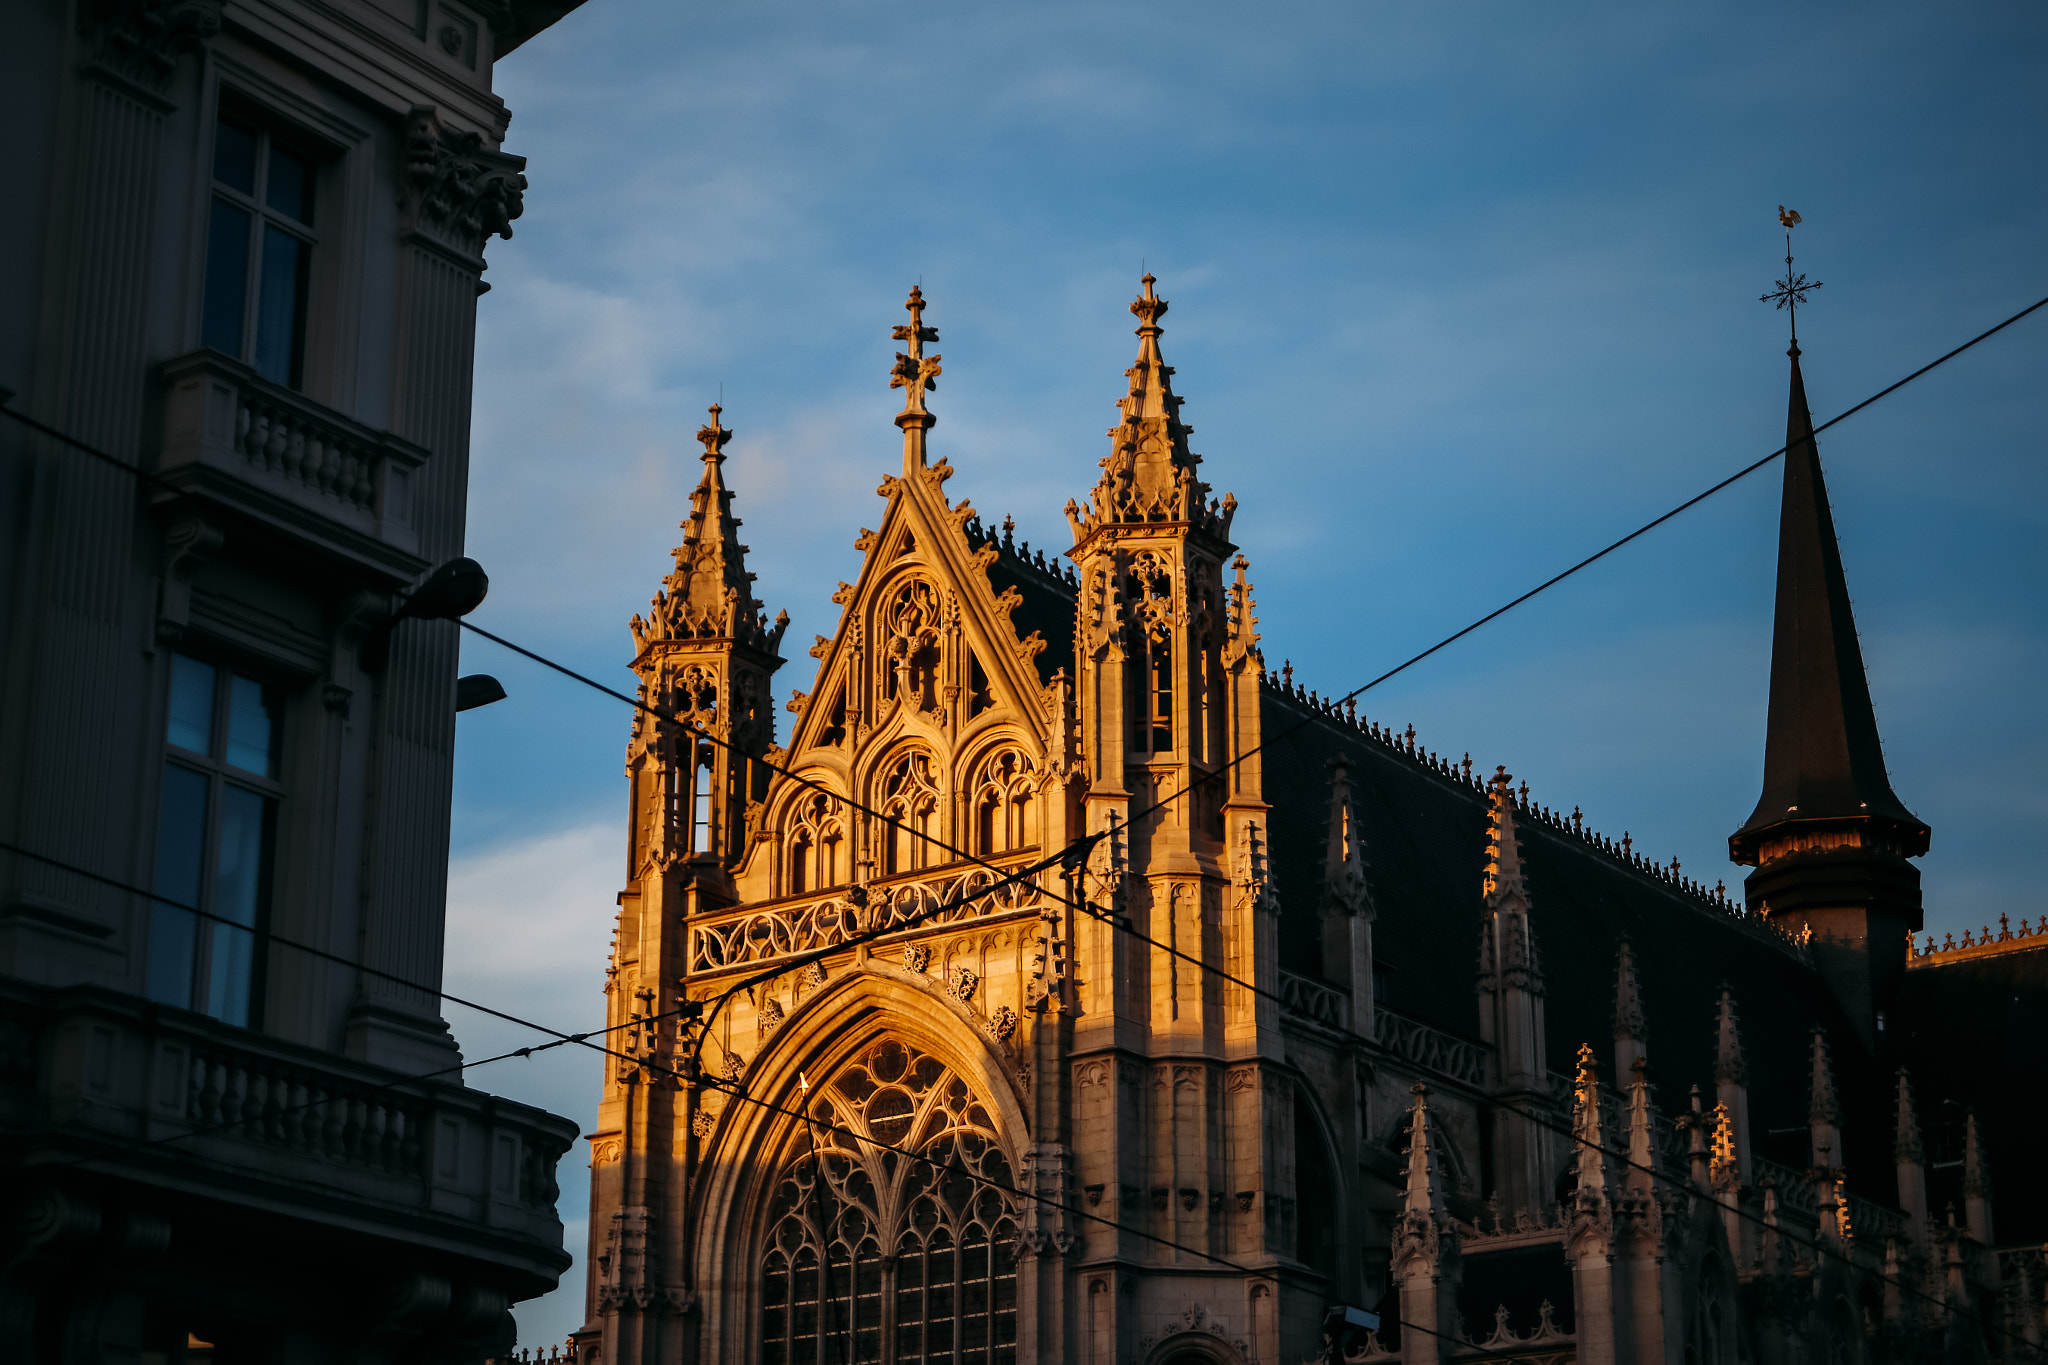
4 300 2040 1347
3 841 2008 1351
0 862 1506 1359
455 288 2048 1064
5 292 2042 1061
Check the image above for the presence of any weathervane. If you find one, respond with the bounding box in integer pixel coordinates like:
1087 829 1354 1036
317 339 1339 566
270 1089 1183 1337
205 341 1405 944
889 286 942 426
1760 206 1822 347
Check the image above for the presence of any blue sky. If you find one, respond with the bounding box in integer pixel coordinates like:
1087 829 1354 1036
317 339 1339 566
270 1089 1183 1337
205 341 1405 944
439 0 2047 1346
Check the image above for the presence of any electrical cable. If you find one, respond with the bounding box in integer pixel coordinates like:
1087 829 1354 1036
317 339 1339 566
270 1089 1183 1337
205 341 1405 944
1 834 2007 1352
7 294 2040 1353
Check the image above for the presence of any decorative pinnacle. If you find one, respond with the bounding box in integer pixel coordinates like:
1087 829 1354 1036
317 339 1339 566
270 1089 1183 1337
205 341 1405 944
1130 272 1168 333
889 285 943 426
696 403 732 461
1760 206 1822 348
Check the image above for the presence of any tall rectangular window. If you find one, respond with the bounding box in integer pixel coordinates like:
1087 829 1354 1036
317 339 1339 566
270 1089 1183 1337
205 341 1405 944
148 654 282 1028
201 111 317 389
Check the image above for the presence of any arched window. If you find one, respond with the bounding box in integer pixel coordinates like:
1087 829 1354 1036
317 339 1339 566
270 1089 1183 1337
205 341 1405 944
881 752 941 876
760 1039 1017 1365
971 750 1037 856
882 580 942 712
1685 1261 1732 1365
788 793 846 895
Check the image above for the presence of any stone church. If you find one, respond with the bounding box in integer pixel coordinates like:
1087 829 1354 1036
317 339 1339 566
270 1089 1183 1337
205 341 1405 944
571 279 2047 1365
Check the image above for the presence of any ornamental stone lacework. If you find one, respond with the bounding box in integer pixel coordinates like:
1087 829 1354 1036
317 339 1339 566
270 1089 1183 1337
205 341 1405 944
689 862 1046 973
760 1039 1018 1365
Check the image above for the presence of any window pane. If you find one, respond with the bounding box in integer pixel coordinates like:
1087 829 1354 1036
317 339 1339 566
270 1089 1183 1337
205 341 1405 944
226 675 278 777
213 119 256 194
201 198 251 359
148 764 209 1009
168 654 216 753
253 226 309 387
266 145 314 223
208 786 273 1027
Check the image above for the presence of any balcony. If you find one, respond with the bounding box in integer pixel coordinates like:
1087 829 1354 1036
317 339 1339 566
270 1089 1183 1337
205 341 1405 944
4 980 577 1300
155 350 431 584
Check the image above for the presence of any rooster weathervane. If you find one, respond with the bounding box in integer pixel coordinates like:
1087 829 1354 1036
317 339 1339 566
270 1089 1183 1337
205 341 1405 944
1760 206 1822 346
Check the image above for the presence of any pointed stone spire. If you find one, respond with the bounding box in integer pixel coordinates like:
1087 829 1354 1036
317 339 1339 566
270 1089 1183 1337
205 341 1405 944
1684 1086 1712 1190
1711 985 1752 1183
1402 1082 1448 1221
630 406 789 657
1612 938 1647 1080
1570 1044 1618 1208
1808 1027 1842 1173
1484 768 1533 916
1392 1082 1461 1365
1322 754 1373 918
1894 1069 1929 1244
1963 1110 1994 1244
1624 1059 1662 1198
1065 275 1235 547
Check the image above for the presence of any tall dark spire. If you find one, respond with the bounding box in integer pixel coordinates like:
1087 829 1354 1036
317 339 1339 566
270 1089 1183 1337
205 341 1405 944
1729 347 1927 856
1728 221 1929 1045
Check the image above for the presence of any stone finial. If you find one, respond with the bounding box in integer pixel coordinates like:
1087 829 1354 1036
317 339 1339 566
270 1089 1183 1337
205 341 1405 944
1893 1069 1924 1165
1709 1102 1739 1184
1613 938 1647 1077
1963 1110 1994 1245
1570 1044 1617 1206
1624 1058 1662 1195
1483 770 1532 913
1712 986 1747 1086
1322 755 1373 919
1401 1083 1447 1220
888 285 942 437
1808 1027 1843 1172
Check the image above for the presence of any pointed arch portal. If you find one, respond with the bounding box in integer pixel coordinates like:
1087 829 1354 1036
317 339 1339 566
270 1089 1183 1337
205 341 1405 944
759 1036 1020 1364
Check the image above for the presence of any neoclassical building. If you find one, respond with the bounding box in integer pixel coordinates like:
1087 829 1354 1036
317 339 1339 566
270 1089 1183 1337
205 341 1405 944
573 281 2046 1365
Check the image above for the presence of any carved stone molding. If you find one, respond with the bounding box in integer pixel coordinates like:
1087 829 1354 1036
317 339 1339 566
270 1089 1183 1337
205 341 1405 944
399 106 527 259
84 0 221 95
154 510 222 646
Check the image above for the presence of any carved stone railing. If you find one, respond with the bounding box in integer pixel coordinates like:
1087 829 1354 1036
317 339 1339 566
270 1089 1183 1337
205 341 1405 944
1374 1006 1493 1088
689 860 1047 974
10 980 575 1255
156 350 430 581
1279 968 1348 1029
1752 1155 1822 1222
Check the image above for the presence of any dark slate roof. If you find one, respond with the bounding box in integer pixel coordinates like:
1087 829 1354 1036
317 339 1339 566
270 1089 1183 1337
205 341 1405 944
1895 942 2048 1242
966 518 1078 686
1732 351 1927 852
1258 679 1905 1205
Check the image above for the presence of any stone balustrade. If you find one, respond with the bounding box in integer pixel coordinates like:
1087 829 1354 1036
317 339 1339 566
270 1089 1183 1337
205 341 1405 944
6 981 575 1263
1375 1005 1494 1088
1278 968 1348 1030
156 349 431 582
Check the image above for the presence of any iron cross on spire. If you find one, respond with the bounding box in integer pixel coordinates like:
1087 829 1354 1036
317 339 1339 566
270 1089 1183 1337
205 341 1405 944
1760 206 1822 346
890 285 943 422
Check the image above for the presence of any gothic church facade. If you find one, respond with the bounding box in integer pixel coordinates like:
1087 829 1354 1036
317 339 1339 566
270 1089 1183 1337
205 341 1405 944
571 281 2047 1365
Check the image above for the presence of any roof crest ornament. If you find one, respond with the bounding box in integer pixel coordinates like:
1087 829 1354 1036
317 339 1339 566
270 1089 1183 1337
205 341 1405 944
1760 206 1822 351
889 285 942 465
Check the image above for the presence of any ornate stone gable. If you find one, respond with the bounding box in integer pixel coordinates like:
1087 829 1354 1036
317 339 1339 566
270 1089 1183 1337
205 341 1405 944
738 290 1079 900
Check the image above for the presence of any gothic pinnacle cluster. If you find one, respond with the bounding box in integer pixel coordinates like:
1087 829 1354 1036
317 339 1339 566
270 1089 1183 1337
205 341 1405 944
628 404 790 659
1064 274 1237 546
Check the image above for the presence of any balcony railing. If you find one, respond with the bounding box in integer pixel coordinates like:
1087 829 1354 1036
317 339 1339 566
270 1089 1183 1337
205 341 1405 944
156 350 430 581
1278 968 1349 1029
5 981 576 1279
